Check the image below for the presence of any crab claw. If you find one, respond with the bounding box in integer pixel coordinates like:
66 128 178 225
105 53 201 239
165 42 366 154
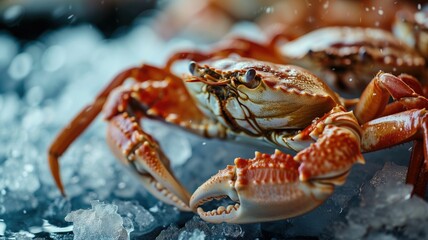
107 114 191 211
190 150 336 223
130 141 191 211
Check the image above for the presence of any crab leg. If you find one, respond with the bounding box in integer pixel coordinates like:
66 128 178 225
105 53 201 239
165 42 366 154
354 72 428 124
48 64 225 210
353 71 428 196
406 140 427 195
360 109 428 197
190 107 364 223
48 67 142 195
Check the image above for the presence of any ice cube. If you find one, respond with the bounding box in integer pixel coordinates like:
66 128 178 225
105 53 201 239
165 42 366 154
333 162 428 239
113 200 157 234
155 225 181 240
149 202 180 228
211 222 244 238
369 162 407 188
178 229 206 240
64 200 129 240
157 215 249 239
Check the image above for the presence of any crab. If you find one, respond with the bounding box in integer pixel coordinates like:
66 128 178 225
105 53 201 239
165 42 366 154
48 50 428 223
167 26 426 94
394 9 428 60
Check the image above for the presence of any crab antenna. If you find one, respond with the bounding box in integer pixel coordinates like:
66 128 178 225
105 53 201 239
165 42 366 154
48 68 139 196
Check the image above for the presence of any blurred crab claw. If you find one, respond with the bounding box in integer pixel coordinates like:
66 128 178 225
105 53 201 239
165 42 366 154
190 150 336 223
107 114 191 211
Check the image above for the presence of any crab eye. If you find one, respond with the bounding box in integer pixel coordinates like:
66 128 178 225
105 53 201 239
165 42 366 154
241 68 258 87
189 61 197 75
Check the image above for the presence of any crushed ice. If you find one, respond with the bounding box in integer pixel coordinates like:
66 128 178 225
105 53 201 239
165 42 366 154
65 201 128 240
331 163 428 240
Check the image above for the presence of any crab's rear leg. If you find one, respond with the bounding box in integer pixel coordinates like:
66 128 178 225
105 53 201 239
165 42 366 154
360 109 428 197
353 72 428 196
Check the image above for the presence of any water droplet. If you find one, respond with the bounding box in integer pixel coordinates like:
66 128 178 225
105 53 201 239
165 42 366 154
42 45 66 72
0 33 18 68
8 53 33 80
323 1 329 9
418 3 422 10
25 86 44 107
202 142 207 146
118 182 126 189
67 14 77 23
265 7 274 14
24 164 34 173
3 5 23 24
378 9 384 15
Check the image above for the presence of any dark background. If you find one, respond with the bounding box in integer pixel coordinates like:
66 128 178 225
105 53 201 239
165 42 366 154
0 0 157 40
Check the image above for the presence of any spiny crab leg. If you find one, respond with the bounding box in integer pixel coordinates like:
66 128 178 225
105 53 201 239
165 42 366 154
190 109 364 223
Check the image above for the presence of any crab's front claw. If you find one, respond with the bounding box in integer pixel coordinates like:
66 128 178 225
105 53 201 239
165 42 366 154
107 113 191 211
130 140 191 211
190 150 335 223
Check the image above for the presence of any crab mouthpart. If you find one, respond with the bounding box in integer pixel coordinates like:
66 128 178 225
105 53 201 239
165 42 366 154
190 165 242 223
